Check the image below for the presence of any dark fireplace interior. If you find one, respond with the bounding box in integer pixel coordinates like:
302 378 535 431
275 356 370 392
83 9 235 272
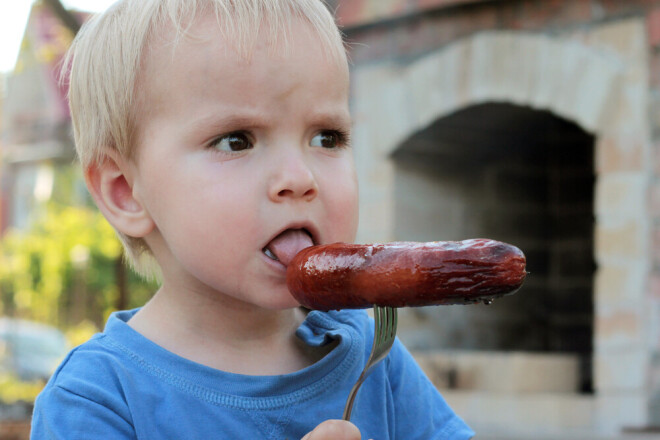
392 102 595 392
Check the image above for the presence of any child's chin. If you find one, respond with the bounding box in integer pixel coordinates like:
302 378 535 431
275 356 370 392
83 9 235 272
252 292 300 311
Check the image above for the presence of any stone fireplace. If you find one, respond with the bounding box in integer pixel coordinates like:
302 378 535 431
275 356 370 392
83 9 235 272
392 102 595 354
391 102 596 392
341 1 656 434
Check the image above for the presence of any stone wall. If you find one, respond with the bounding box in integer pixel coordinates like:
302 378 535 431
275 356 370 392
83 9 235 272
342 0 656 432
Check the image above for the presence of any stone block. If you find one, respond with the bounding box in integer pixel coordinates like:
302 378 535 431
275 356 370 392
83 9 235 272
650 54 660 90
596 394 647 433
651 229 660 271
527 36 563 110
352 64 416 156
596 135 647 173
497 0 592 31
606 84 651 135
649 177 660 219
648 7 660 48
356 197 393 243
443 390 595 434
594 305 645 350
553 43 622 134
595 264 647 306
349 124 372 177
647 351 660 425
588 18 646 66
337 0 495 28
413 351 581 393
594 219 645 260
594 173 647 219
407 42 470 129
650 274 660 299
594 348 649 395
364 0 403 20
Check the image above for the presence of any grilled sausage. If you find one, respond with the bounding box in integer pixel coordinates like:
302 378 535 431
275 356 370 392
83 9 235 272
286 238 526 311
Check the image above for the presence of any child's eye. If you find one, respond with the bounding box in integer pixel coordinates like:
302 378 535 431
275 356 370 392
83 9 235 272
310 130 349 149
208 132 253 152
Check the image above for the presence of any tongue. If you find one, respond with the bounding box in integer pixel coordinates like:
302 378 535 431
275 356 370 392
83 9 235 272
266 229 313 266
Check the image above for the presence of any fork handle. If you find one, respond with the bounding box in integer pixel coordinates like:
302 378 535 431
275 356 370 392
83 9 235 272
342 375 366 420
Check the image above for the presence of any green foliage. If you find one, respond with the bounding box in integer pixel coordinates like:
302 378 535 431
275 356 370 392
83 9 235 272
0 202 157 329
0 373 44 404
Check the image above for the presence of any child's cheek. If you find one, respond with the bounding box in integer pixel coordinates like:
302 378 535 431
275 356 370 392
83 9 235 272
331 178 359 241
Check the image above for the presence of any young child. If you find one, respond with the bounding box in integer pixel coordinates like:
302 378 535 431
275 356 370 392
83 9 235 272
30 0 474 438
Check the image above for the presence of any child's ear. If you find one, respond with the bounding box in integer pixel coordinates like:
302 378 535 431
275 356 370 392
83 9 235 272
84 151 154 239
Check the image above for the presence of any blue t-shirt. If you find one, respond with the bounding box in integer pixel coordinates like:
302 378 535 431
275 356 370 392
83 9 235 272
31 308 474 439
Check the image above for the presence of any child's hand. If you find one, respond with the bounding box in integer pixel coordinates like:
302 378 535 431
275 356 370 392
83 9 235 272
302 420 361 440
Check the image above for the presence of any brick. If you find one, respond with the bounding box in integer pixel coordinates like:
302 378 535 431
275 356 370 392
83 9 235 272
443 390 595 433
338 0 497 28
595 309 643 350
595 264 646 305
651 54 660 95
653 228 660 271
595 174 647 219
413 351 581 393
596 394 647 432
335 0 368 27
594 349 648 392
651 274 660 298
595 220 644 260
648 7 660 47
352 65 415 156
588 17 647 63
498 0 591 31
596 0 647 16
365 0 407 20
416 0 493 10
651 90 660 136
596 136 646 173
357 199 393 243
648 352 660 425
406 42 471 123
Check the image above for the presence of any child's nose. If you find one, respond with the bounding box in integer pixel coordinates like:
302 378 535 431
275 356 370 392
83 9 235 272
268 155 318 203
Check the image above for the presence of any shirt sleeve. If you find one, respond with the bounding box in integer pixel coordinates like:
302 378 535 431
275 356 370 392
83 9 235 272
30 384 137 440
386 338 475 440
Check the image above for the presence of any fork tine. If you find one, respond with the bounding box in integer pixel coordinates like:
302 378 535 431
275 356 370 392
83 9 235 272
374 306 384 344
389 306 398 338
377 306 386 343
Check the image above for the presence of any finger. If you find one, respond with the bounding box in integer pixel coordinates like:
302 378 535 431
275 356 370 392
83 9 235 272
302 419 361 440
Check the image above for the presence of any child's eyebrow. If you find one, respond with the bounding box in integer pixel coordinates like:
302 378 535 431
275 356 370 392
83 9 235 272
305 111 352 129
190 113 270 133
190 110 352 133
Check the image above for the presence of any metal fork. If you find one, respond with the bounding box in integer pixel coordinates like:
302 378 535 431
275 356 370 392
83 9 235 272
342 305 398 421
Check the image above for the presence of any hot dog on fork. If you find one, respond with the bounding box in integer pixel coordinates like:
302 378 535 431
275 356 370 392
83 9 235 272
286 239 527 311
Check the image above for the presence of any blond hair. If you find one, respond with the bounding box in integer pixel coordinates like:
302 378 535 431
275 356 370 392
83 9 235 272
63 0 347 278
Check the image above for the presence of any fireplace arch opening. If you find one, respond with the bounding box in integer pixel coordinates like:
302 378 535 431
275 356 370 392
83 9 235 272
392 102 596 393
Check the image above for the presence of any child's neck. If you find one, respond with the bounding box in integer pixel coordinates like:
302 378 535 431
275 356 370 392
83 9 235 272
127 286 334 375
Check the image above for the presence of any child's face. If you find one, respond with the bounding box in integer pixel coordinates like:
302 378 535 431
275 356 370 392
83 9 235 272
129 16 358 310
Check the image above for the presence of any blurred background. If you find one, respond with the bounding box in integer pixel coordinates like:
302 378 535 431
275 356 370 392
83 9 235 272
1 0 659 438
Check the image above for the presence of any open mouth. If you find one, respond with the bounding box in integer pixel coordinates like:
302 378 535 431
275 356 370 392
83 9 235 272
262 228 314 266
263 247 278 261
